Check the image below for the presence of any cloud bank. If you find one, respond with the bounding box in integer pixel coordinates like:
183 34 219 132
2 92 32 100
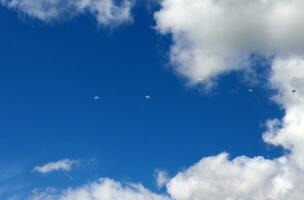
33 159 78 174
0 0 133 25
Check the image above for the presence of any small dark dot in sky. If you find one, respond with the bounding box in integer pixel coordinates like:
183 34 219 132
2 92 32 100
292 90 297 93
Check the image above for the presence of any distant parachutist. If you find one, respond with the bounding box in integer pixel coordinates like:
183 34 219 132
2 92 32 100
94 96 101 100
292 89 297 93
145 95 151 100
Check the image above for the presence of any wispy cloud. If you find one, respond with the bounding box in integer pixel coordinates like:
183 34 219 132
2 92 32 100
33 159 78 174
154 170 169 189
0 0 133 26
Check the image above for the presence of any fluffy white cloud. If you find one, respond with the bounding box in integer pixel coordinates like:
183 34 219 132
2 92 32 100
28 178 170 200
0 0 133 25
28 153 304 200
264 56 304 169
154 0 304 87
167 153 304 200
152 0 304 199
33 159 78 174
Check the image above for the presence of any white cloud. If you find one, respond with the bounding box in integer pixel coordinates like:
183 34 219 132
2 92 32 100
33 159 78 174
167 153 304 200
155 170 169 188
154 0 304 87
0 0 133 25
28 153 304 200
264 56 304 169
154 0 304 199
28 178 170 200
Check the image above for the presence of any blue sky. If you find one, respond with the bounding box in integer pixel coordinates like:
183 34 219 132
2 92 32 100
1 0 304 200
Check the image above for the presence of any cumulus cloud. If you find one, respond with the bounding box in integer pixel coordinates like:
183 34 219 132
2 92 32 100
28 153 304 200
28 178 170 200
154 0 304 87
0 0 133 25
264 56 304 169
154 0 304 199
167 153 304 200
33 159 78 174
